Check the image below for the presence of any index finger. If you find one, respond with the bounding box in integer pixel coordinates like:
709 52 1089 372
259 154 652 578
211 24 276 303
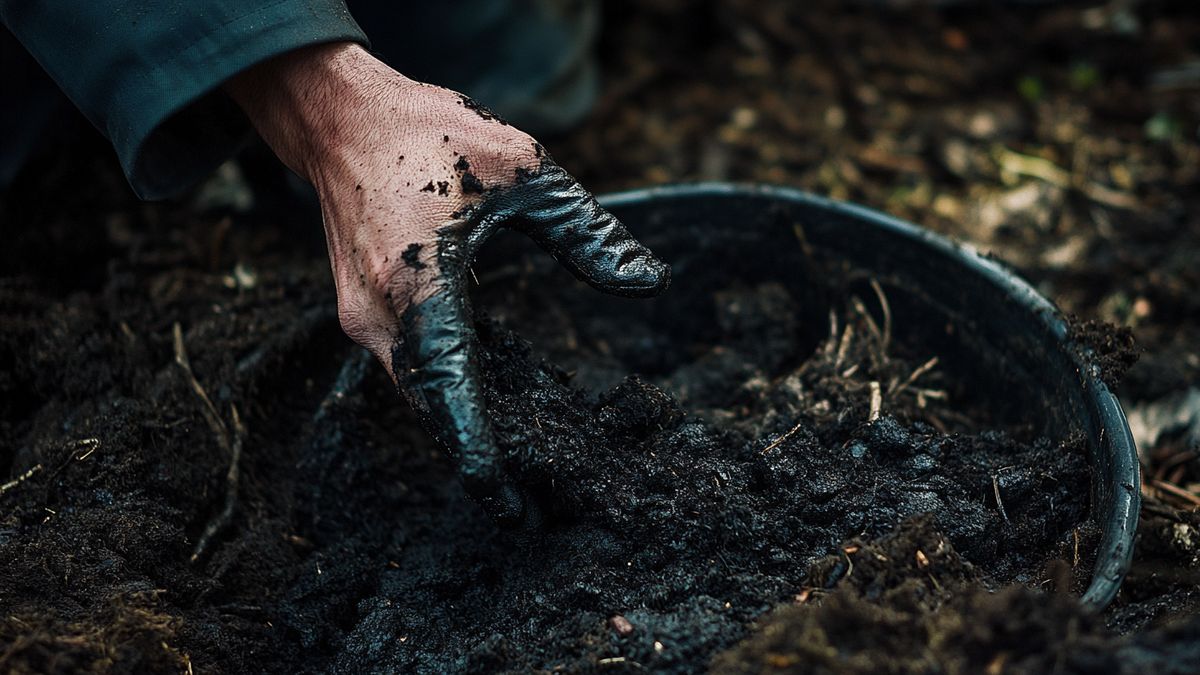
391 286 525 524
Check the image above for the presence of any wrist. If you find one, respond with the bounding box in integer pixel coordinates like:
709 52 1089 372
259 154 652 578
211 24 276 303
226 42 406 186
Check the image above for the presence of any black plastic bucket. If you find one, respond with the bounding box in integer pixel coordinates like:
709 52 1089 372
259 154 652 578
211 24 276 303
479 183 1139 609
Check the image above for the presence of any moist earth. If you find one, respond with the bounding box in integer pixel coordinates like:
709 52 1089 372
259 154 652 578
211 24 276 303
4 0 1200 671
713 516 1200 675
1 213 1092 673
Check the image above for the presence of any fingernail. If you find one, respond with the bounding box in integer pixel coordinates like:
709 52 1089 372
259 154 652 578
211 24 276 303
618 257 672 296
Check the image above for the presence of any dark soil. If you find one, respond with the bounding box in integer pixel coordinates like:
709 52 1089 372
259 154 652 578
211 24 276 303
3 0 1200 673
1070 316 1139 388
548 0 1200 671
0 187 1093 672
713 516 1200 675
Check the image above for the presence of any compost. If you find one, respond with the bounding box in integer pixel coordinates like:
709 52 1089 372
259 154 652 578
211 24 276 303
4 0 1200 672
0 194 1100 673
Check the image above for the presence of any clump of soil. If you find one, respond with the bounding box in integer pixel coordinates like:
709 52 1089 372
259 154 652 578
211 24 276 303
713 516 1200 675
1069 316 1140 389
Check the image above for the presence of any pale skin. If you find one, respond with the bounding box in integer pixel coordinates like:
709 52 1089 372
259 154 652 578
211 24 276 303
226 42 669 522
226 42 541 362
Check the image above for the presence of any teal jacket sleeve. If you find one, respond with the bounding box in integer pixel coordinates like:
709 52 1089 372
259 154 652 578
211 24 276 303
1 1 367 199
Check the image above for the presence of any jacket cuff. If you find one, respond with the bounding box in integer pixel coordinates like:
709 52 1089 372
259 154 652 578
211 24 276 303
117 2 367 199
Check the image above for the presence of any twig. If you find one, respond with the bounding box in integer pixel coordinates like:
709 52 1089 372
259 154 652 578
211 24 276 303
992 474 1012 525
1150 479 1200 508
173 323 246 564
868 382 882 422
824 308 839 356
834 321 855 369
868 279 892 353
761 421 806 454
851 296 884 352
75 439 101 461
598 656 643 670
174 324 225 438
1154 451 1198 480
993 145 1071 186
48 438 104 481
0 464 43 497
1168 465 1186 485
313 349 372 423
915 388 948 409
892 356 940 396
191 405 244 564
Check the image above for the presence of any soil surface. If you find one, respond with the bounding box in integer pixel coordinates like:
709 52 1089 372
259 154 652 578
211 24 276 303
0 199 1092 672
3 0 1200 673
713 516 1200 675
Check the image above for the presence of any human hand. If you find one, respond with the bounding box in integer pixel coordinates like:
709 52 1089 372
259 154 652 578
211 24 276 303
227 43 670 524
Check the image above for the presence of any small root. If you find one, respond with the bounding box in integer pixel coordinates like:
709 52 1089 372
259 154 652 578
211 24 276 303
915 388 949 409
868 381 882 422
992 473 1012 525
174 323 225 436
73 439 101 461
761 421 806 454
891 356 940 396
173 323 246 564
191 406 244 564
1148 479 1200 508
834 321 855 369
0 464 43 497
824 308 839 355
868 278 892 353
850 296 885 363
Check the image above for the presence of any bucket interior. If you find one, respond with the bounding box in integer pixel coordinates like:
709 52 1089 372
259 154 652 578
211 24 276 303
474 183 1139 609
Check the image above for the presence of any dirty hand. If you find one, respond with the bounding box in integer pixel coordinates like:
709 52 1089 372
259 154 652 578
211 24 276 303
227 43 670 524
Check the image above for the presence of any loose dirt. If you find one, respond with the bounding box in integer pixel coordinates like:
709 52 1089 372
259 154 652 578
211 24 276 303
3 0 1199 672
1 187 1093 672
